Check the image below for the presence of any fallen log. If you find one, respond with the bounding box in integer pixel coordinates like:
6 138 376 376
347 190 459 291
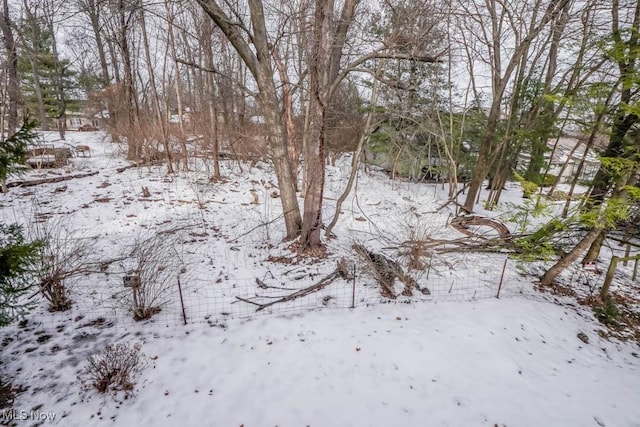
352 244 424 298
116 163 142 173
7 171 99 188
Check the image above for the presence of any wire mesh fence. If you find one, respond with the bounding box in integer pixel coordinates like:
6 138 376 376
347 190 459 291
25 253 530 333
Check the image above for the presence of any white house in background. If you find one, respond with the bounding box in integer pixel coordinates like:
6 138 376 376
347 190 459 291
63 111 102 130
519 135 601 183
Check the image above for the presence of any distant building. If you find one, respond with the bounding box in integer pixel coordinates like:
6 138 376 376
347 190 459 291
519 136 601 183
63 111 103 131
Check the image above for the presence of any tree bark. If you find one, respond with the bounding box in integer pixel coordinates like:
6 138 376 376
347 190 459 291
300 0 333 249
165 1 189 171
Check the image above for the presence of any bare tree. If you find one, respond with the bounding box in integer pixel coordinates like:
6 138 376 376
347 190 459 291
541 0 640 285
197 0 303 240
457 0 573 213
197 0 440 247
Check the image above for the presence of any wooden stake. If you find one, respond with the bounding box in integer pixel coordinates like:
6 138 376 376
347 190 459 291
624 243 631 266
600 256 619 300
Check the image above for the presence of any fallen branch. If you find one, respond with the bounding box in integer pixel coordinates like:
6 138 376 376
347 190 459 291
237 262 349 311
226 212 285 243
116 163 142 173
450 215 511 240
434 182 471 213
394 236 514 255
7 171 99 188
255 278 298 291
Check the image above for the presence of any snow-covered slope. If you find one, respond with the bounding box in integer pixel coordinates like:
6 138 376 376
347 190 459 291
0 132 638 426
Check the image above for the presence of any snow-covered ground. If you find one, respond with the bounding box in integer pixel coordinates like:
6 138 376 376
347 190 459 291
1 132 639 426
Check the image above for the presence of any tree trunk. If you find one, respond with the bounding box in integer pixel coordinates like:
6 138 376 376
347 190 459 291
560 117 603 217
461 0 572 213
166 2 189 171
47 15 66 140
202 17 221 179
28 57 48 131
463 111 500 212
582 230 605 264
300 96 327 248
540 228 601 286
85 0 114 129
197 0 303 239
0 0 19 138
263 91 303 239
117 0 139 160
299 0 332 249
273 47 300 190
140 8 173 173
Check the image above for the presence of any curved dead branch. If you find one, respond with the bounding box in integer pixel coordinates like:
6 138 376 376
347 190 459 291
450 215 511 240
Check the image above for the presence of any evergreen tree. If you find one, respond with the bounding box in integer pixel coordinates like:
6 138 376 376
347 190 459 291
0 224 42 326
17 12 77 132
0 116 37 193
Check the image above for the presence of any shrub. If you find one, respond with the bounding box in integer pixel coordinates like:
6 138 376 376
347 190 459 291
116 232 186 321
30 220 97 312
78 342 147 399
0 377 22 409
594 300 620 325
513 171 538 198
541 174 557 187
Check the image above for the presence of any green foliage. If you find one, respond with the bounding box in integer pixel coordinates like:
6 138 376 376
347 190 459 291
0 224 42 326
513 171 539 198
500 194 569 262
526 220 562 260
623 185 640 200
18 15 78 121
0 117 38 185
512 215 568 262
541 174 557 187
600 157 636 180
580 196 631 229
594 300 620 325
542 92 574 107
512 238 556 262
500 197 548 234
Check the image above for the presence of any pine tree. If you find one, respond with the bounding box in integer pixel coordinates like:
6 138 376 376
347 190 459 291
0 224 42 326
0 116 38 193
17 12 77 133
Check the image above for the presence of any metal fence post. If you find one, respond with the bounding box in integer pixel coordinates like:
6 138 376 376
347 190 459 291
496 257 508 298
351 264 356 308
177 278 187 325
